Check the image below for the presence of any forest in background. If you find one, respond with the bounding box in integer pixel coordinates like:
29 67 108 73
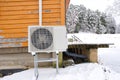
66 4 116 34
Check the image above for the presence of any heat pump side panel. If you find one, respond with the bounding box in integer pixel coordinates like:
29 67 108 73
53 26 68 52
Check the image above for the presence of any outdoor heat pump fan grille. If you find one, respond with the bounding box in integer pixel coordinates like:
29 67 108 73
31 28 53 50
28 26 68 52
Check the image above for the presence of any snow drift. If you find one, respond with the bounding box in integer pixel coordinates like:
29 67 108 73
0 63 120 80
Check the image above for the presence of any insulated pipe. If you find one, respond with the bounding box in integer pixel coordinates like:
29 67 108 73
39 0 42 26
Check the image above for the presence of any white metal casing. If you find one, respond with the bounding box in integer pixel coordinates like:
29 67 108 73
28 26 68 53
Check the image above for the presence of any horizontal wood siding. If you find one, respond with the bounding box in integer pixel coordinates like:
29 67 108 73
0 0 65 48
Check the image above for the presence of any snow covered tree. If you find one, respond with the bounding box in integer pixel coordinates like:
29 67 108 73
85 9 99 33
116 24 120 33
106 0 120 16
105 0 120 33
74 5 87 33
66 4 116 34
66 4 80 33
105 14 116 34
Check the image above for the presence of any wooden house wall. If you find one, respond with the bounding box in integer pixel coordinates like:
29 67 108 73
0 0 66 48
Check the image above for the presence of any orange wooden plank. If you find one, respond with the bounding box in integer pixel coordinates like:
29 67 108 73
42 18 61 22
60 0 65 25
0 1 38 7
0 13 61 20
0 19 39 25
0 28 28 34
0 14 39 20
0 10 38 16
21 42 28 47
42 22 61 26
0 0 60 2
0 5 60 11
0 5 38 11
43 9 60 13
0 0 60 6
0 0 38 2
43 13 60 18
43 0 60 5
0 9 60 16
0 23 38 29
0 22 62 30
0 18 62 25
0 33 28 38
42 5 60 9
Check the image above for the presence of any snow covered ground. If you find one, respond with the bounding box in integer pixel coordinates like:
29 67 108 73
1 33 120 80
1 47 120 80
98 48 120 73
0 63 120 80
1 48 120 80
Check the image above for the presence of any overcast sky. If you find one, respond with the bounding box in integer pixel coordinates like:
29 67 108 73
70 0 114 12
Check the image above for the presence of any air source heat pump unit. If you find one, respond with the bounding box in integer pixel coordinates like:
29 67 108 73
28 26 68 52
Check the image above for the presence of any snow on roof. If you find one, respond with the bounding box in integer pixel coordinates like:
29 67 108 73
67 33 120 45
0 63 120 80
